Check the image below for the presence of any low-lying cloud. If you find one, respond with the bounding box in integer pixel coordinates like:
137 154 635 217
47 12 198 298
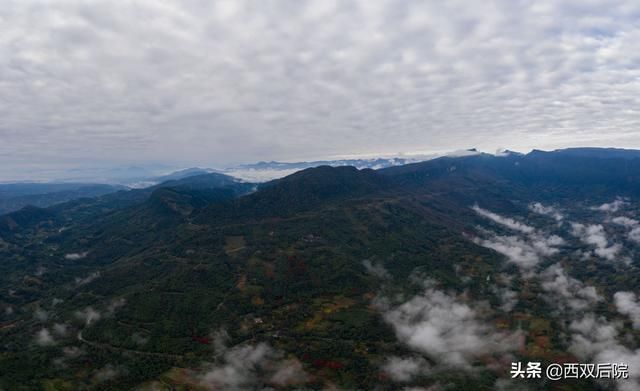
378 283 519 370
52 323 70 337
571 223 621 261
75 307 101 326
65 252 88 260
540 263 601 311
382 356 431 382
474 235 542 270
75 271 101 286
496 288 518 313
473 205 534 234
34 308 49 322
363 259 391 279
612 216 640 243
105 298 126 316
529 202 563 222
569 314 640 391
614 291 640 330
197 343 309 390
593 198 627 213
35 328 55 346
53 346 87 368
74 298 125 327
131 332 149 346
94 364 126 383
472 205 565 272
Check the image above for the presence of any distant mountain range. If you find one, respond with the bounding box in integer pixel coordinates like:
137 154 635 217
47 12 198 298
124 157 433 186
221 149 485 181
0 147 637 214
0 152 445 213
0 183 125 215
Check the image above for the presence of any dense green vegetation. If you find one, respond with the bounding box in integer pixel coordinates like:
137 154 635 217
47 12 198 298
2 151 640 389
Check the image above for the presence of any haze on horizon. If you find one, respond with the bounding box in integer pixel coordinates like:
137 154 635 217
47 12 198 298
2 0 640 181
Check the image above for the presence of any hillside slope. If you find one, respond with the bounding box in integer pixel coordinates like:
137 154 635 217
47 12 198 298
2 149 640 390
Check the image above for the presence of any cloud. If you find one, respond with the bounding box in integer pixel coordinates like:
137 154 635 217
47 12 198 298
222 168 303 183
94 364 125 382
105 297 126 316
473 205 534 234
571 223 621 261
35 328 55 346
5 1 640 179
131 332 149 345
491 285 518 312
75 306 101 326
268 359 310 387
569 314 640 391
212 328 231 353
75 271 101 286
472 231 564 272
63 346 86 359
593 198 627 213
611 216 639 227
197 343 309 390
74 298 123 327
382 356 431 382
34 308 49 322
52 323 70 337
540 263 601 311
53 345 87 368
529 202 563 222
378 284 519 369
611 216 640 243
472 206 565 272
474 235 542 270
530 234 565 256
363 259 391 279
65 252 88 260
614 291 640 330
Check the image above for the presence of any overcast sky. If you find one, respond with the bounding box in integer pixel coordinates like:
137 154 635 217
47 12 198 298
2 0 640 179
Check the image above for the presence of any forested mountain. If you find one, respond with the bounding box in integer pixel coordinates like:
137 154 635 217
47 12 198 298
0 183 124 215
2 148 640 390
0 170 249 216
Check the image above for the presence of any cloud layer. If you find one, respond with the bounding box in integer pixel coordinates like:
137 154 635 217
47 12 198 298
569 314 640 391
614 291 640 330
3 1 640 179
529 202 564 222
540 263 601 311
472 205 565 271
571 223 621 261
197 342 309 390
379 283 519 369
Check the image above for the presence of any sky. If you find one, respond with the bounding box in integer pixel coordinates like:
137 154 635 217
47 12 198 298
2 0 640 180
